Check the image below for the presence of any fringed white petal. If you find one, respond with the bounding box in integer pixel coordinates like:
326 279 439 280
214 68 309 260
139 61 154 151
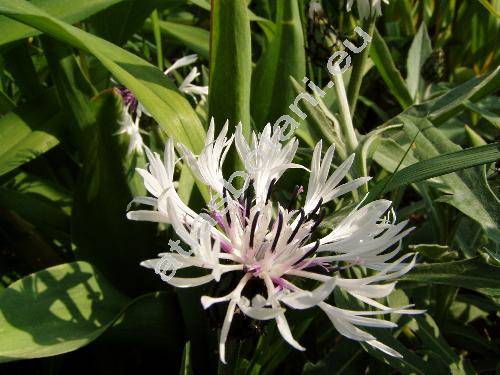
280 278 336 310
167 274 214 288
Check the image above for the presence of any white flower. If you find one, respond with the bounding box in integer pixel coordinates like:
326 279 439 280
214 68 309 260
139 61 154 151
116 104 144 155
235 123 305 205
165 54 208 102
177 118 233 195
347 0 389 19
304 141 371 213
129 120 421 363
126 139 199 224
114 54 208 155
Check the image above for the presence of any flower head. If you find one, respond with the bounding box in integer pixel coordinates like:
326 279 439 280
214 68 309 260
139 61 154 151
165 54 208 102
115 103 145 155
114 54 208 155
128 121 421 363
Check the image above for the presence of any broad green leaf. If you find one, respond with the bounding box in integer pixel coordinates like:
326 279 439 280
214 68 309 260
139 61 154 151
406 23 432 102
0 261 127 362
402 258 500 298
72 92 155 295
209 0 252 133
0 90 64 177
144 19 209 59
0 0 126 46
370 28 413 108
0 0 206 153
251 0 305 128
0 185 69 233
0 261 183 363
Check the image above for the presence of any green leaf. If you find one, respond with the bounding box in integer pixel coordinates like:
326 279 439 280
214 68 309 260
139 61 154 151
0 261 183 363
41 36 96 141
0 185 69 233
179 341 193 375
476 0 500 17
366 142 500 202
464 100 500 128
89 0 162 45
372 69 500 241
209 0 252 133
411 315 475 374
0 0 127 46
370 28 413 108
0 89 63 178
144 19 209 59
3 41 44 100
0 172 71 237
402 258 500 298
422 67 500 126
333 289 435 375
406 23 432 102
403 117 500 242
251 0 305 128
0 88 15 113
0 0 206 154
72 92 155 295
0 261 127 362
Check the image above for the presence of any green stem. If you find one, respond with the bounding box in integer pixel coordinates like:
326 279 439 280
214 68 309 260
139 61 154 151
151 9 163 70
332 72 358 155
332 72 361 201
347 18 375 115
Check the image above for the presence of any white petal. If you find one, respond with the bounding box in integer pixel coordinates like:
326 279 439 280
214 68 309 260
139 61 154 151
280 278 336 309
238 299 283 320
219 300 237 364
167 274 214 288
126 210 169 223
367 340 402 358
164 54 198 75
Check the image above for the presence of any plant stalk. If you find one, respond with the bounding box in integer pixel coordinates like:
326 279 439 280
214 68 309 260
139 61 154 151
347 18 376 115
332 72 359 155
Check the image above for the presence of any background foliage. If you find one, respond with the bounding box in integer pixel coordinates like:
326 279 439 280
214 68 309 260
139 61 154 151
0 0 498 373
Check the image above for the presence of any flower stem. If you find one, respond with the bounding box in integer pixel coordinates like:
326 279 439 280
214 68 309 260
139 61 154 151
347 18 376 115
332 72 358 155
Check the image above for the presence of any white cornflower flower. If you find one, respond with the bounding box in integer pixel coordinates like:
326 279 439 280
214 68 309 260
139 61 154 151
115 103 145 155
114 54 208 155
165 54 208 102
347 0 389 19
128 120 421 363
235 123 305 205
177 118 233 195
